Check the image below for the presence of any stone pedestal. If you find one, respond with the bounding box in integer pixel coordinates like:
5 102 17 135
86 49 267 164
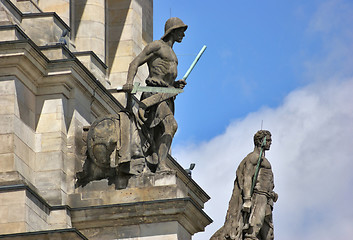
70 167 211 240
0 167 211 239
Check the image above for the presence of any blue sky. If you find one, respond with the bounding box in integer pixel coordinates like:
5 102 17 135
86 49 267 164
154 0 320 144
153 1 353 239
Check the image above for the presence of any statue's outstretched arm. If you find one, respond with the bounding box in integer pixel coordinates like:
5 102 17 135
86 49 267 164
124 42 161 90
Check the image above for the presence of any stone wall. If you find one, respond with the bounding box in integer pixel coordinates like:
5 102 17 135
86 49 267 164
0 22 124 237
0 1 211 239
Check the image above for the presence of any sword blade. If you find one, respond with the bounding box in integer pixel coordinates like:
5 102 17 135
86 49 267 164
113 82 183 94
182 45 207 81
132 85 183 94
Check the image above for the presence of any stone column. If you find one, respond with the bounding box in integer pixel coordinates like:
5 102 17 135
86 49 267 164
0 76 36 188
73 0 106 63
34 94 69 206
0 76 51 234
106 0 153 103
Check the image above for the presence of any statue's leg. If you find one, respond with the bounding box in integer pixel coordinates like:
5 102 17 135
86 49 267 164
244 194 267 240
260 211 274 240
156 114 177 170
117 112 131 165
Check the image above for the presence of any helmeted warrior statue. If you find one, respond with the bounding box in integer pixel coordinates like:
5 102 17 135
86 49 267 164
211 130 278 240
123 17 188 171
76 17 188 188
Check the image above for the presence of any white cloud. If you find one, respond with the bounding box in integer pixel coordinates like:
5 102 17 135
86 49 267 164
174 78 353 240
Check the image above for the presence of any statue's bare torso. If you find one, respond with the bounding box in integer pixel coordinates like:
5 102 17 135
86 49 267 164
145 40 178 87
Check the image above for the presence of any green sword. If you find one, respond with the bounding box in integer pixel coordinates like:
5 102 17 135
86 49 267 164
243 136 267 232
182 45 207 81
251 136 267 196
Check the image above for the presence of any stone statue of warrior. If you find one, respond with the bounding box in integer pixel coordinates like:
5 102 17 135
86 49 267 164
123 17 188 171
75 18 188 188
211 130 278 240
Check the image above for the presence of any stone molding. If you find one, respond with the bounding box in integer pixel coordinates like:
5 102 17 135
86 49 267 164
0 228 88 240
71 197 212 236
0 181 212 237
0 34 123 111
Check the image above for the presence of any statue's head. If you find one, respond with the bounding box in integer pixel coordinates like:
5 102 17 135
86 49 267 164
254 130 272 150
161 17 188 42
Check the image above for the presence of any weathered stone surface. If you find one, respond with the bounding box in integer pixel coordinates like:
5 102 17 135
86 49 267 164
0 5 13 25
38 0 70 25
74 38 105 62
0 189 26 205
110 55 135 73
80 221 190 240
39 45 73 60
73 0 105 61
71 198 210 238
37 132 66 152
73 51 108 87
13 155 33 183
0 153 15 172
0 186 72 235
0 222 27 235
35 151 64 171
48 209 72 229
21 14 69 46
11 0 41 13
106 0 151 88
0 29 20 41
0 190 27 234
0 134 14 154
72 167 209 210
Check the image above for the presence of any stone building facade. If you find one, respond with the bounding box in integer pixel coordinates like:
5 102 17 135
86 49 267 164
0 0 211 239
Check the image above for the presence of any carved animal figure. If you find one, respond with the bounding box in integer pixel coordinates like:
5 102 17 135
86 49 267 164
75 115 120 188
75 111 155 189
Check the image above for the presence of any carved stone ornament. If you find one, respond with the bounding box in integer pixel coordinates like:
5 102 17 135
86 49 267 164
75 112 149 189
